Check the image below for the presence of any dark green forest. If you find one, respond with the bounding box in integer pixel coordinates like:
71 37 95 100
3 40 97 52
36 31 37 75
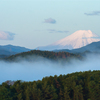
0 70 100 100
4 50 81 62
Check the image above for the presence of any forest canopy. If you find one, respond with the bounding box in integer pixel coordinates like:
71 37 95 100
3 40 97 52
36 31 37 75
3 50 82 62
0 70 100 100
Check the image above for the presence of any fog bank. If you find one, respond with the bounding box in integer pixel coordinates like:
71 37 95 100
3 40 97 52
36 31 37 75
0 54 100 84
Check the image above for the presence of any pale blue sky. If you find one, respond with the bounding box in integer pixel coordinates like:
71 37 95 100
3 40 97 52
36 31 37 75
0 0 100 49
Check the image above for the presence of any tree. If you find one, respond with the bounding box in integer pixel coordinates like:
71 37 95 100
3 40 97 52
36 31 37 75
17 93 23 100
64 86 71 100
50 85 58 100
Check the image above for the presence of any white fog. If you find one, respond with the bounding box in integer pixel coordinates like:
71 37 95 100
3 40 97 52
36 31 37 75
0 54 100 84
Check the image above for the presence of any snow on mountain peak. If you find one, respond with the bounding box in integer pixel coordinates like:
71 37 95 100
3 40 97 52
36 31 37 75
37 30 100 50
69 30 98 38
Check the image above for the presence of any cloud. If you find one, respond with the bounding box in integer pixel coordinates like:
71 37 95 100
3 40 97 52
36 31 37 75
44 18 56 24
47 29 69 33
84 11 100 16
34 29 69 34
0 31 15 40
0 54 100 84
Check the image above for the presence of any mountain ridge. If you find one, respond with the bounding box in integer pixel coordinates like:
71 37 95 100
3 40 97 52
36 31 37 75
53 41 100 54
0 44 31 58
37 30 100 51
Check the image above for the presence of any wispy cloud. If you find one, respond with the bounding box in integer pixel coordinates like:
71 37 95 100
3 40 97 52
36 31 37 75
34 29 69 34
44 18 56 24
84 11 100 16
0 31 15 40
47 29 69 33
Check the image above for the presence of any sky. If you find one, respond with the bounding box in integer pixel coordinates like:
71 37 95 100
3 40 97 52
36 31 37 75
0 0 100 49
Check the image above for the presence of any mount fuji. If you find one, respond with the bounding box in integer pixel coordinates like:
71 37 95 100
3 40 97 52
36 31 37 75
37 30 100 51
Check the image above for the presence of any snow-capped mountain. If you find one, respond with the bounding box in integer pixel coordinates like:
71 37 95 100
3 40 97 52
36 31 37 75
37 30 100 50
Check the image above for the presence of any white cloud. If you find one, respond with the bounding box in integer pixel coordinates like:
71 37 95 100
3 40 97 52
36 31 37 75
0 31 15 40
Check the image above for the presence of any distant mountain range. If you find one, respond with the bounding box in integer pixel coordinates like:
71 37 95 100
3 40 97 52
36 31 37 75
0 44 31 58
1 41 100 60
54 41 100 53
1 30 100 59
36 30 100 51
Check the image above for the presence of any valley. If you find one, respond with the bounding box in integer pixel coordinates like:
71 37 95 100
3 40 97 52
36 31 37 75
1 0 100 99
0 30 100 100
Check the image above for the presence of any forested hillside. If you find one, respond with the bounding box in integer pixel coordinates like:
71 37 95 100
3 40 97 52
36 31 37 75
4 50 82 62
0 70 100 100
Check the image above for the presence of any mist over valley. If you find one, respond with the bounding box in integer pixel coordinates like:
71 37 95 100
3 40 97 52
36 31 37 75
1 1 100 99
1 30 100 84
0 52 100 84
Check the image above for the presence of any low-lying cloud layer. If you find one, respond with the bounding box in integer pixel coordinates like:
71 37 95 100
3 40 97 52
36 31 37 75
0 31 15 40
0 54 100 84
